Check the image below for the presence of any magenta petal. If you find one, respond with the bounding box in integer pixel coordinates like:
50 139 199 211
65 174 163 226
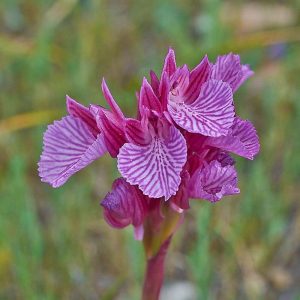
66 95 99 137
205 117 260 159
125 118 151 146
117 126 187 200
101 178 148 239
168 79 235 137
211 53 253 92
38 116 107 187
101 78 124 120
150 70 160 97
90 105 126 158
159 71 170 111
162 48 177 76
190 160 240 202
139 78 162 113
171 64 190 95
184 55 211 104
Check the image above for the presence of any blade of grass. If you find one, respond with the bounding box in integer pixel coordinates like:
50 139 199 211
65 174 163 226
0 110 61 135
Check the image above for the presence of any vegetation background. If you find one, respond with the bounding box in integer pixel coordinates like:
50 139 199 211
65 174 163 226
1 0 300 299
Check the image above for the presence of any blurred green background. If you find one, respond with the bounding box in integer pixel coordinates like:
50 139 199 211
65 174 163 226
1 0 300 299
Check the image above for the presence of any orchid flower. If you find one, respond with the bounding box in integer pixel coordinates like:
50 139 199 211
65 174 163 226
39 48 259 300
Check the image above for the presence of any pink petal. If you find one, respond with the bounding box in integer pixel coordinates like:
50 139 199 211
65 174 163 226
189 160 240 202
184 55 211 104
101 178 148 239
211 53 253 92
150 70 160 97
38 116 107 187
170 64 190 96
90 105 126 158
101 78 124 120
169 65 190 106
125 118 151 146
168 79 235 137
66 95 99 137
139 77 162 113
117 125 187 200
159 71 170 111
205 117 260 159
162 48 177 76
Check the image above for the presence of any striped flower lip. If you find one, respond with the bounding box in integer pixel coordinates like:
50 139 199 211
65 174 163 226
38 48 259 238
118 116 187 200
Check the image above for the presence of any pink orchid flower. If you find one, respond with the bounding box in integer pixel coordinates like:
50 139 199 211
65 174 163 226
39 48 259 300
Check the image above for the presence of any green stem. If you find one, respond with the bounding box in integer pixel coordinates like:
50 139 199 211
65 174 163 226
142 237 172 300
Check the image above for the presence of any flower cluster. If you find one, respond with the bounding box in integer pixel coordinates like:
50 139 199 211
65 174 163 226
39 49 259 240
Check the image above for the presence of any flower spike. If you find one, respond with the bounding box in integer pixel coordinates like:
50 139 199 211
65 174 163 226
39 49 259 298
39 48 259 300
